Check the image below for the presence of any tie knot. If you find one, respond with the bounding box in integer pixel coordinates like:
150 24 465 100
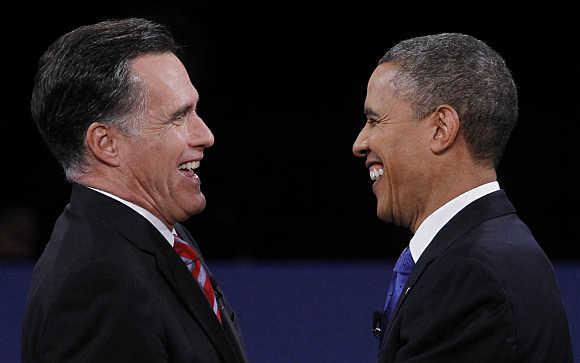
393 246 414 274
173 233 184 244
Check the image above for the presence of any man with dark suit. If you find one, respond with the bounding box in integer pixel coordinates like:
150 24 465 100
22 18 248 363
352 33 573 362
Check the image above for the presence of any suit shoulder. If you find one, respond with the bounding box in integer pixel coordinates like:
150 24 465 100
449 213 553 272
27 207 157 309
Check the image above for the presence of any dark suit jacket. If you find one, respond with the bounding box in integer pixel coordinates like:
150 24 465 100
378 190 572 363
22 184 249 363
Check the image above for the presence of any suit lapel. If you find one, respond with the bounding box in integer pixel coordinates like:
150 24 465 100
216 291 250 363
384 190 516 338
175 224 249 363
70 184 241 363
154 240 241 363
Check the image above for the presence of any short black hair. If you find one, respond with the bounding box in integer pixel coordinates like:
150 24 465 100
31 18 178 178
380 33 518 167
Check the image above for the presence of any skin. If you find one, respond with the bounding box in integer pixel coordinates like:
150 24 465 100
353 62 496 232
81 52 215 229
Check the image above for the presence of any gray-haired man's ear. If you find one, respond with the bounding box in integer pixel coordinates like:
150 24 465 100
85 122 121 167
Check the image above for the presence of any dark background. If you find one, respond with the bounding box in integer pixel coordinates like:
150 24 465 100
1 5 578 261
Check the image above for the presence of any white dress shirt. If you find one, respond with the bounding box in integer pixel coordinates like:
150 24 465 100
88 187 176 247
409 181 500 263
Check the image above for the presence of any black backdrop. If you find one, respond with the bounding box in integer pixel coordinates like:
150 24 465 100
2 4 578 260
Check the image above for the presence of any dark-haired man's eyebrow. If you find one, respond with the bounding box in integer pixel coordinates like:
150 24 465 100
364 108 380 119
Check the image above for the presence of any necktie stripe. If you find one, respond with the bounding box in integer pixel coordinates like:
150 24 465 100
180 256 193 268
204 279 214 301
174 242 199 261
193 259 202 277
197 264 207 287
173 235 222 323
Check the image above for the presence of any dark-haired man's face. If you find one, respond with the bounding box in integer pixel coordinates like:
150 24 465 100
352 62 434 232
117 52 214 228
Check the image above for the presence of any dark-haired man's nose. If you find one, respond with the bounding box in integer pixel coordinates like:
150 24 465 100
352 126 369 158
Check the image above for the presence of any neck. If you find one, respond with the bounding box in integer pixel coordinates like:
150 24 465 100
409 164 497 233
77 170 174 230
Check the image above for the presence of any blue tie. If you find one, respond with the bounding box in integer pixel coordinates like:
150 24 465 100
383 246 415 323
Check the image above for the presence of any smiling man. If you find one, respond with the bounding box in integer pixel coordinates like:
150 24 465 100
22 18 248 363
353 33 572 362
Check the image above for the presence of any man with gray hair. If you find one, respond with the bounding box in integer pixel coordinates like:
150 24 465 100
22 18 248 363
353 33 572 362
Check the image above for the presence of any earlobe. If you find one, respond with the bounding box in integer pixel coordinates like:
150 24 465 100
430 105 460 155
85 122 121 167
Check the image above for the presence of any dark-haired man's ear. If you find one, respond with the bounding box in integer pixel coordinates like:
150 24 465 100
430 105 460 155
85 122 121 167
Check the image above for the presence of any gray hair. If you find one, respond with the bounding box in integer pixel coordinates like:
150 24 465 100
31 18 177 180
379 33 518 167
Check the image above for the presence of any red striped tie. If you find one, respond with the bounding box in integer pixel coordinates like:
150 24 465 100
173 234 222 323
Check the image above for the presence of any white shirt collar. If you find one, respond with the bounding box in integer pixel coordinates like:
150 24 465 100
409 181 500 263
87 187 176 247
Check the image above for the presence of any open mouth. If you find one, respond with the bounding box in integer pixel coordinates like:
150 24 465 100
178 160 200 179
368 163 384 182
